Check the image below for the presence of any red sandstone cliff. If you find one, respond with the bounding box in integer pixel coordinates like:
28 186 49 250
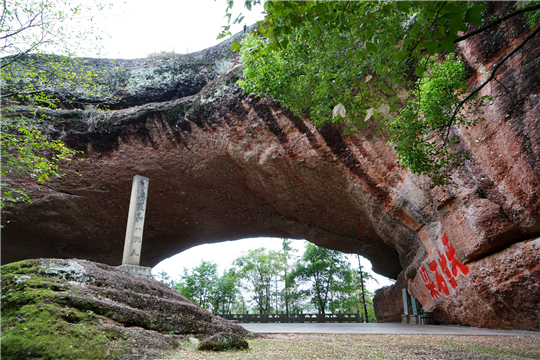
2 3 539 330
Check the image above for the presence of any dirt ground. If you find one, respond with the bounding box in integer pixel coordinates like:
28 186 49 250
164 333 540 360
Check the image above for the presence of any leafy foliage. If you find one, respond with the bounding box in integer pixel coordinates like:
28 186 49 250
292 243 353 315
1 0 112 57
157 261 241 314
280 239 303 315
177 260 219 310
157 241 378 318
218 0 262 40
352 256 378 322
173 261 240 314
225 0 540 185
386 58 491 185
1 111 77 209
210 268 241 314
1 0 114 211
233 248 286 314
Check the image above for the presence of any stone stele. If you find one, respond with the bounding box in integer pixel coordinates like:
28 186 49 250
119 175 152 276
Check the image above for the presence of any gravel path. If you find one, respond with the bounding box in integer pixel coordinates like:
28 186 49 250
165 333 540 359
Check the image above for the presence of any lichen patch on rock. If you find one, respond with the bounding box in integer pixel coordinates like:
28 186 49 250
1 259 247 359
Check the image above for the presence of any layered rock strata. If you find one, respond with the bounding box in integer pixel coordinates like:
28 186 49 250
0 258 247 359
2 3 539 330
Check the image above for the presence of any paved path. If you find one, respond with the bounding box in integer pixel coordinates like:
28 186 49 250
241 323 536 336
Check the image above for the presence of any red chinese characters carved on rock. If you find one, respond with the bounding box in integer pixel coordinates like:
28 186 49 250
420 266 440 300
421 234 470 300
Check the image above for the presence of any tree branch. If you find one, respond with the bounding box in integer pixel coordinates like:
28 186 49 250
0 89 48 99
494 77 516 109
0 48 35 69
394 1 447 69
443 25 540 145
0 10 44 40
0 0 8 28
454 4 540 44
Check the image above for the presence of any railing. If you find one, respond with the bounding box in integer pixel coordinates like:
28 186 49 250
220 313 364 323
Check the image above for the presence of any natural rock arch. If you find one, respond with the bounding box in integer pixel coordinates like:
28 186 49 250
2 16 539 331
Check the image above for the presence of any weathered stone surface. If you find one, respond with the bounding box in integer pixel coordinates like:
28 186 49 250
197 332 249 351
2 28 244 110
409 237 540 331
0 66 405 279
0 258 247 359
373 273 408 323
1 3 539 331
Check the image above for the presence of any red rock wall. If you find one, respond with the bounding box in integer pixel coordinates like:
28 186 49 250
373 273 408 323
399 6 540 330
409 237 540 330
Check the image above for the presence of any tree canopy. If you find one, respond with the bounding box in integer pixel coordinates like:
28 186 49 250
156 241 383 320
233 247 286 314
171 261 240 314
292 243 353 314
222 0 540 185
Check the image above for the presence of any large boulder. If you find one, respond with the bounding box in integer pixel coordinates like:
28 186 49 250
2 3 539 331
197 332 249 351
0 259 247 359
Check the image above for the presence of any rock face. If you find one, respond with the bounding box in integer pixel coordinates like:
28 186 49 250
373 273 408 323
0 259 248 359
409 237 540 330
2 4 539 331
197 332 250 352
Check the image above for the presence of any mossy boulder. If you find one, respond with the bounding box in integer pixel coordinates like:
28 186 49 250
1 259 247 359
197 332 249 352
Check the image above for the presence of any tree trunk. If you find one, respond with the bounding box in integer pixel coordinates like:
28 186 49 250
357 255 369 323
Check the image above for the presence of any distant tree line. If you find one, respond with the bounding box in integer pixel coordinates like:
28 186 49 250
155 240 381 322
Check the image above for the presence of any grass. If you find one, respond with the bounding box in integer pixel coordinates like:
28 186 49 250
163 334 540 360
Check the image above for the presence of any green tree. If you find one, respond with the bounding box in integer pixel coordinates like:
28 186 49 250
338 256 379 322
156 265 240 314
279 238 304 315
224 1 540 185
176 260 219 310
153 270 178 288
210 268 240 315
356 255 374 322
233 248 285 314
345 277 377 323
292 243 352 314
1 0 114 211
326 266 355 314
282 270 306 315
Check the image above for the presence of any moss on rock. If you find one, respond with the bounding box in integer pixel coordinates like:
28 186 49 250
1 259 247 360
197 332 249 352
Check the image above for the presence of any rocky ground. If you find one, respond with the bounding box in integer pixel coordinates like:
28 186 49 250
0 259 247 359
167 334 540 360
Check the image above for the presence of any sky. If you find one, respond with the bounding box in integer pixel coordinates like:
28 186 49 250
97 0 266 59
86 1 395 293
